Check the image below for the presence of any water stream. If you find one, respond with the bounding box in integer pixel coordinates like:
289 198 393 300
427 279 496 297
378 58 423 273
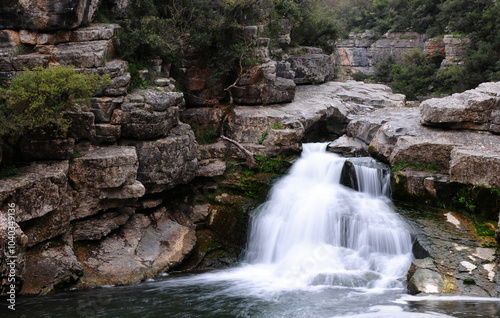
13 143 500 317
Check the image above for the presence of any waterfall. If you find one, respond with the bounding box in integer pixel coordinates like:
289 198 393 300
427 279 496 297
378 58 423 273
244 143 413 289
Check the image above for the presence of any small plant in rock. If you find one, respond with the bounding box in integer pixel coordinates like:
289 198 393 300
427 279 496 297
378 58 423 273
271 123 283 130
258 131 268 144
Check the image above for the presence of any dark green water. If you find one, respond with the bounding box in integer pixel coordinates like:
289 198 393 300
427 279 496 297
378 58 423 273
7 271 500 318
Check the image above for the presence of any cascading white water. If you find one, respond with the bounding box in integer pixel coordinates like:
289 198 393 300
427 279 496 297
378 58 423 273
244 143 413 289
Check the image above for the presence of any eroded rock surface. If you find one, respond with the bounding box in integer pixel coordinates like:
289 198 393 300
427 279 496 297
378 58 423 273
227 81 405 156
76 208 196 287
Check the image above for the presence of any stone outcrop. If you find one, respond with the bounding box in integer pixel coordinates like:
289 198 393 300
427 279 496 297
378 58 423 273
336 31 427 75
285 47 335 84
0 0 101 31
0 23 121 87
75 208 196 287
420 82 500 134
227 81 405 156
231 34 297 105
124 123 198 193
0 212 28 295
404 208 498 296
336 31 469 75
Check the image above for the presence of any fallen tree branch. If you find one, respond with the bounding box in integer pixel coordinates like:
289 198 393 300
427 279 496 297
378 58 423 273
220 135 258 169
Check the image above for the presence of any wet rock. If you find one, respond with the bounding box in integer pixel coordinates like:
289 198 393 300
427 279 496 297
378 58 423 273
22 240 83 295
227 81 402 156
76 208 196 287
0 161 69 223
125 123 198 193
0 0 101 31
327 135 367 157
339 160 358 191
0 213 28 297
407 258 444 294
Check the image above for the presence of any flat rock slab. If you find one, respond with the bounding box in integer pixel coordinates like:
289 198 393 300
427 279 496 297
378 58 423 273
420 81 500 133
357 107 500 187
227 81 405 156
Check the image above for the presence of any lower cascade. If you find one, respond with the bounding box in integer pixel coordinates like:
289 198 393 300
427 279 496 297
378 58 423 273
243 143 413 290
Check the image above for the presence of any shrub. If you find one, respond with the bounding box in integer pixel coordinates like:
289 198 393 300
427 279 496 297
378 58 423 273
0 66 110 137
392 49 441 100
374 55 395 83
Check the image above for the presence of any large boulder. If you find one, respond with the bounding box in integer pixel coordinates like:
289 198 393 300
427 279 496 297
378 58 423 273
420 81 500 133
75 208 196 287
407 258 444 294
0 0 102 31
124 123 198 193
21 239 84 295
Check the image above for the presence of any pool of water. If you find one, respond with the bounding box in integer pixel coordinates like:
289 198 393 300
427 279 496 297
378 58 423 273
13 272 500 318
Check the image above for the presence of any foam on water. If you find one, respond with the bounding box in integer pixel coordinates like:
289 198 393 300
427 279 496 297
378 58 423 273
241 143 413 290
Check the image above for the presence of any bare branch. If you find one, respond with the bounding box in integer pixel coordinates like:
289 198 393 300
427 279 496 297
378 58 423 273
221 135 258 169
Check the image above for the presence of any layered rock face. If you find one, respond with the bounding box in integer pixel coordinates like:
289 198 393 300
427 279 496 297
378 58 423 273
0 0 101 31
336 31 469 75
0 20 201 295
336 31 427 75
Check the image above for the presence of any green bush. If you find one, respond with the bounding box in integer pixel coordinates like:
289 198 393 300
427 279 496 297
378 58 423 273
0 66 110 137
392 49 441 100
374 55 396 83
